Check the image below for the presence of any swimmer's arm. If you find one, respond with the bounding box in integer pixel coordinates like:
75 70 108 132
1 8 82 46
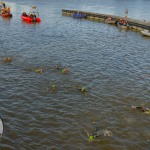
84 129 90 137
93 139 101 142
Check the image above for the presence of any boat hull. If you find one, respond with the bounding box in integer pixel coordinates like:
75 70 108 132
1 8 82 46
1 13 12 17
141 30 150 37
21 15 41 22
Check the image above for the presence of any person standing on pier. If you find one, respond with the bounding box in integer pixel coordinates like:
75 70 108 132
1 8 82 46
2 2 5 8
124 8 128 21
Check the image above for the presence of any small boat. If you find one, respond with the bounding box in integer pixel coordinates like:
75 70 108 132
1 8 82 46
21 12 41 22
1 12 12 17
141 29 150 37
21 6 41 23
72 13 86 18
0 4 12 17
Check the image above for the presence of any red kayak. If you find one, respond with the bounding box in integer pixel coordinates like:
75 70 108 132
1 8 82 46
1 13 12 17
21 12 41 22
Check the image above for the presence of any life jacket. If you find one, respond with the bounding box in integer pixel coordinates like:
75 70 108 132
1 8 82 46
7 7 10 13
119 19 123 24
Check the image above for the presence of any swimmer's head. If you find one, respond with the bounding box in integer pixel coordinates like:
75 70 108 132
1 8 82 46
2 57 12 62
89 135 94 142
61 69 65 74
131 106 136 110
52 85 55 90
35 69 42 74
81 87 86 92
144 110 150 114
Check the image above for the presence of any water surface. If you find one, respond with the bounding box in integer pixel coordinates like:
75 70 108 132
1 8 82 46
0 0 150 149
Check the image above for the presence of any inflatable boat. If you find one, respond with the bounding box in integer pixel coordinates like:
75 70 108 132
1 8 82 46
21 12 41 22
1 12 12 17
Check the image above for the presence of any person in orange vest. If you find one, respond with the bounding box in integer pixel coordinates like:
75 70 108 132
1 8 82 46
7 7 10 13
119 19 123 25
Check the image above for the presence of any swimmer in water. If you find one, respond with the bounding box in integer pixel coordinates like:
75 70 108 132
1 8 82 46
55 66 70 74
62 68 70 74
2 57 12 63
131 106 150 114
86 129 113 142
51 85 55 92
85 121 112 142
79 87 86 92
35 69 42 74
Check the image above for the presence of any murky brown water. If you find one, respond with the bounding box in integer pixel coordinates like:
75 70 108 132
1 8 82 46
0 0 150 149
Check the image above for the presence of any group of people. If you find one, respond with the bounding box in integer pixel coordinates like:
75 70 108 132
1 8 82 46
118 19 129 26
22 12 37 19
2 55 149 145
87 105 149 142
0 2 10 14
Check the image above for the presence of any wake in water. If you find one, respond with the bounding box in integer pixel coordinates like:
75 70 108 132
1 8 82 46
85 121 113 142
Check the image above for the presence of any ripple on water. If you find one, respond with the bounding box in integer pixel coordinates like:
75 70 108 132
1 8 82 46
0 0 150 149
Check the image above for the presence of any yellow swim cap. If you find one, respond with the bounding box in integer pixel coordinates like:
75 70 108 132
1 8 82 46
144 110 150 114
89 135 94 142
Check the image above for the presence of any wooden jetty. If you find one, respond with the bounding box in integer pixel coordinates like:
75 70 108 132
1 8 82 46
62 9 150 31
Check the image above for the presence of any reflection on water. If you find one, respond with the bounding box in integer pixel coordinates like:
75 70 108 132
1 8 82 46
0 0 150 149
1 17 12 23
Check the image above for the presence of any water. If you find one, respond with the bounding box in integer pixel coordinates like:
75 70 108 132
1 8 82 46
0 0 150 149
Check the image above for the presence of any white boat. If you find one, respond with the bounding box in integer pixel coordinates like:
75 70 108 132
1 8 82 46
141 29 150 37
